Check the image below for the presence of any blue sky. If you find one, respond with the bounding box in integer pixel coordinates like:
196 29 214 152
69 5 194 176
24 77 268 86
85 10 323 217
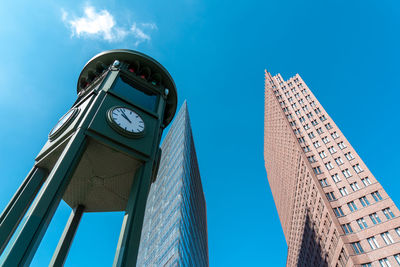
0 0 399 266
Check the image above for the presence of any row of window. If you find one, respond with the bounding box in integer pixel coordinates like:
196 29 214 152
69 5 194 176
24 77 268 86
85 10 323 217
308 148 353 165
314 162 363 178
329 173 371 187
362 254 400 267
328 187 380 204
297 112 328 126
331 191 385 214
340 208 395 235
351 228 400 256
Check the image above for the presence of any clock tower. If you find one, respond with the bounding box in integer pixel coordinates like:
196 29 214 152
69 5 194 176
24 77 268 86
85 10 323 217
0 49 177 266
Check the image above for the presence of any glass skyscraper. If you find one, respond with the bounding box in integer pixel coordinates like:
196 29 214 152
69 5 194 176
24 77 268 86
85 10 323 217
137 101 209 266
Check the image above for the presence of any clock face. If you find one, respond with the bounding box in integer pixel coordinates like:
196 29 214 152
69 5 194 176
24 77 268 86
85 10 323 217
49 108 78 139
108 107 145 136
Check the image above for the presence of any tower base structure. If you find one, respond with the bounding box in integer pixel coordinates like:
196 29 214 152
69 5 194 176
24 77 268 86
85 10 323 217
0 49 177 266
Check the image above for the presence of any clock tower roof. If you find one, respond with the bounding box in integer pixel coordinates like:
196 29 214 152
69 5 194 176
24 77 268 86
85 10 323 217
78 49 177 126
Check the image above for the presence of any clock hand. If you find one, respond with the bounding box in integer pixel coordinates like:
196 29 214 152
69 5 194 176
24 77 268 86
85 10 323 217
120 110 132 123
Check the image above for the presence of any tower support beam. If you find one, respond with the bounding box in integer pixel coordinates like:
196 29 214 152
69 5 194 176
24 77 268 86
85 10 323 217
1 132 87 267
0 166 47 254
113 162 153 267
49 204 84 267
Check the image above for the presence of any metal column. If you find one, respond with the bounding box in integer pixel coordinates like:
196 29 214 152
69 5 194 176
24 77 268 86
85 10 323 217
113 162 153 267
49 205 85 267
1 132 87 267
0 167 47 254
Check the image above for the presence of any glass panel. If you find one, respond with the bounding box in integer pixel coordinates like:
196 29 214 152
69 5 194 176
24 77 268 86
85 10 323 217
113 76 157 111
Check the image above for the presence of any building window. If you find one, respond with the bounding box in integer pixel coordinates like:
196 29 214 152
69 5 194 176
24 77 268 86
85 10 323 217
395 228 400 237
320 178 329 187
369 213 382 224
313 141 321 148
313 166 322 174
342 223 353 234
345 152 354 160
326 191 336 201
306 112 313 119
331 131 339 139
319 151 327 159
378 258 391 267
371 191 383 202
347 201 358 212
338 141 347 149
367 236 380 250
316 127 323 134
325 162 334 170
348 182 359 191
351 242 364 254
382 208 395 219
394 254 400 265
303 146 310 152
307 155 316 163
342 169 352 178
320 115 327 121
328 146 337 154
356 218 368 229
325 123 333 130
361 263 372 267
339 187 348 196
331 173 341 183
322 136 330 144
359 196 370 207
308 132 316 139
353 164 363 174
299 116 305 123
335 157 344 165
361 177 372 186
304 124 310 130
333 206 344 217
380 232 394 245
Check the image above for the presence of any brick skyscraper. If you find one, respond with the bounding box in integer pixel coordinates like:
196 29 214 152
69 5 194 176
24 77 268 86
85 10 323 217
264 71 400 267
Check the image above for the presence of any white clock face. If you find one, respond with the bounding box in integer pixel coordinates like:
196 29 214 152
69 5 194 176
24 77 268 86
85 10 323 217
49 108 78 138
109 107 145 135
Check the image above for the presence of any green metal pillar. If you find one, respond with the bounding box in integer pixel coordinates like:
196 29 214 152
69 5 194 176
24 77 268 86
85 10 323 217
113 161 154 267
49 205 84 267
113 89 166 267
0 166 47 254
1 132 87 267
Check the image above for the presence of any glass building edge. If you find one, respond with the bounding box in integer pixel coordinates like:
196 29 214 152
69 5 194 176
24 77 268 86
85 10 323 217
137 101 208 266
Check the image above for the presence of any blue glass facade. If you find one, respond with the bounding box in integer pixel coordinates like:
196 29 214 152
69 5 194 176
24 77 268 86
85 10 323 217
137 101 208 266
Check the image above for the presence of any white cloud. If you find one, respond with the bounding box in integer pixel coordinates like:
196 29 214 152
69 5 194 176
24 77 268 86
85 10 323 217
62 5 156 45
140 23 158 30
